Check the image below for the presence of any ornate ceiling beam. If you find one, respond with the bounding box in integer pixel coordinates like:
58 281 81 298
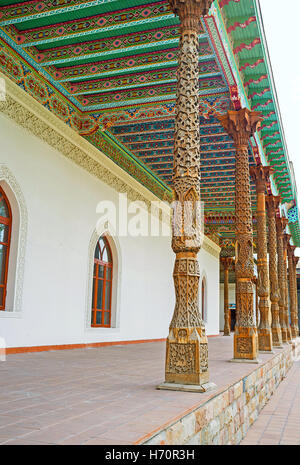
3 2 176 47
0 0 108 26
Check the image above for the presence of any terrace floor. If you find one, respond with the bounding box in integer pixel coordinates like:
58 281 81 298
0 335 296 445
241 358 300 445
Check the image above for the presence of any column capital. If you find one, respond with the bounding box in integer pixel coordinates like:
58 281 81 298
287 242 296 258
283 232 291 249
293 256 299 267
266 194 281 214
220 256 234 270
276 216 288 236
250 165 273 193
169 0 213 31
218 108 263 147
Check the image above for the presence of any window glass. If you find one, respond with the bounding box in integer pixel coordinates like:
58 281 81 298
91 235 113 327
96 311 102 325
97 280 103 310
0 198 9 218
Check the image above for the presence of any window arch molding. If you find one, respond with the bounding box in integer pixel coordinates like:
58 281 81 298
85 223 121 330
0 165 28 315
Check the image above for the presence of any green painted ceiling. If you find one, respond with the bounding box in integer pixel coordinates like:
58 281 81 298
0 0 298 245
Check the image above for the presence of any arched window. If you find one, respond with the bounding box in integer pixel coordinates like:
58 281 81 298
91 236 113 327
0 187 12 311
201 277 207 322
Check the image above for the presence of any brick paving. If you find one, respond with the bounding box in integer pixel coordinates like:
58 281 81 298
0 336 294 445
241 359 300 445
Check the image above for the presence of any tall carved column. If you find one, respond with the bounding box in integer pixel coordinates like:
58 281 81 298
283 233 292 342
219 109 262 361
266 195 282 347
221 257 233 336
287 244 298 339
292 255 299 337
161 0 214 389
252 276 259 327
276 217 289 343
250 165 273 352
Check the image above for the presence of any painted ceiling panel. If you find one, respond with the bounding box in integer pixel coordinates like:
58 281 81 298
0 0 298 244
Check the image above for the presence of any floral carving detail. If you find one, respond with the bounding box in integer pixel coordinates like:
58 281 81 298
169 343 196 374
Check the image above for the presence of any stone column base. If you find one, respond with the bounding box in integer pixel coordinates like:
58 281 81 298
165 327 209 386
157 382 216 393
234 326 258 361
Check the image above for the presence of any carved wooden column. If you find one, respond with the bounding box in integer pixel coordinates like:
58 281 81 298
276 217 289 343
266 195 282 347
221 257 233 336
219 109 262 361
161 0 213 390
252 276 259 328
287 244 298 339
283 233 292 342
250 165 273 352
292 255 299 337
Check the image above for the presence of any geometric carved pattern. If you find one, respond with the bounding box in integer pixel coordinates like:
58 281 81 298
219 108 262 360
250 165 273 351
169 343 196 374
165 0 214 385
236 337 253 355
266 194 282 346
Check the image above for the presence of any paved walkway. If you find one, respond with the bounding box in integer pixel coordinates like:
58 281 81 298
0 336 292 445
241 359 300 445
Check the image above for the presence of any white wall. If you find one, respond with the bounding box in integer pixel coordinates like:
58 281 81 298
0 113 220 348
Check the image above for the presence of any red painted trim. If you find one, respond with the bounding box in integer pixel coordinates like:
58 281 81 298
6 335 221 354
0 187 12 311
6 338 167 354
204 16 236 88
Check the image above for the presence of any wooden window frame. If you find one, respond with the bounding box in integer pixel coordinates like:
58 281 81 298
91 236 113 328
0 187 12 311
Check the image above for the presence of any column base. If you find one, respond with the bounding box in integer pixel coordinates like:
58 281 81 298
165 327 209 386
272 328 283 347
258 329 273 352
234 327 258 361
259 350 275 354
157 382 216 393
281 328 288 344
229 358 261 364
